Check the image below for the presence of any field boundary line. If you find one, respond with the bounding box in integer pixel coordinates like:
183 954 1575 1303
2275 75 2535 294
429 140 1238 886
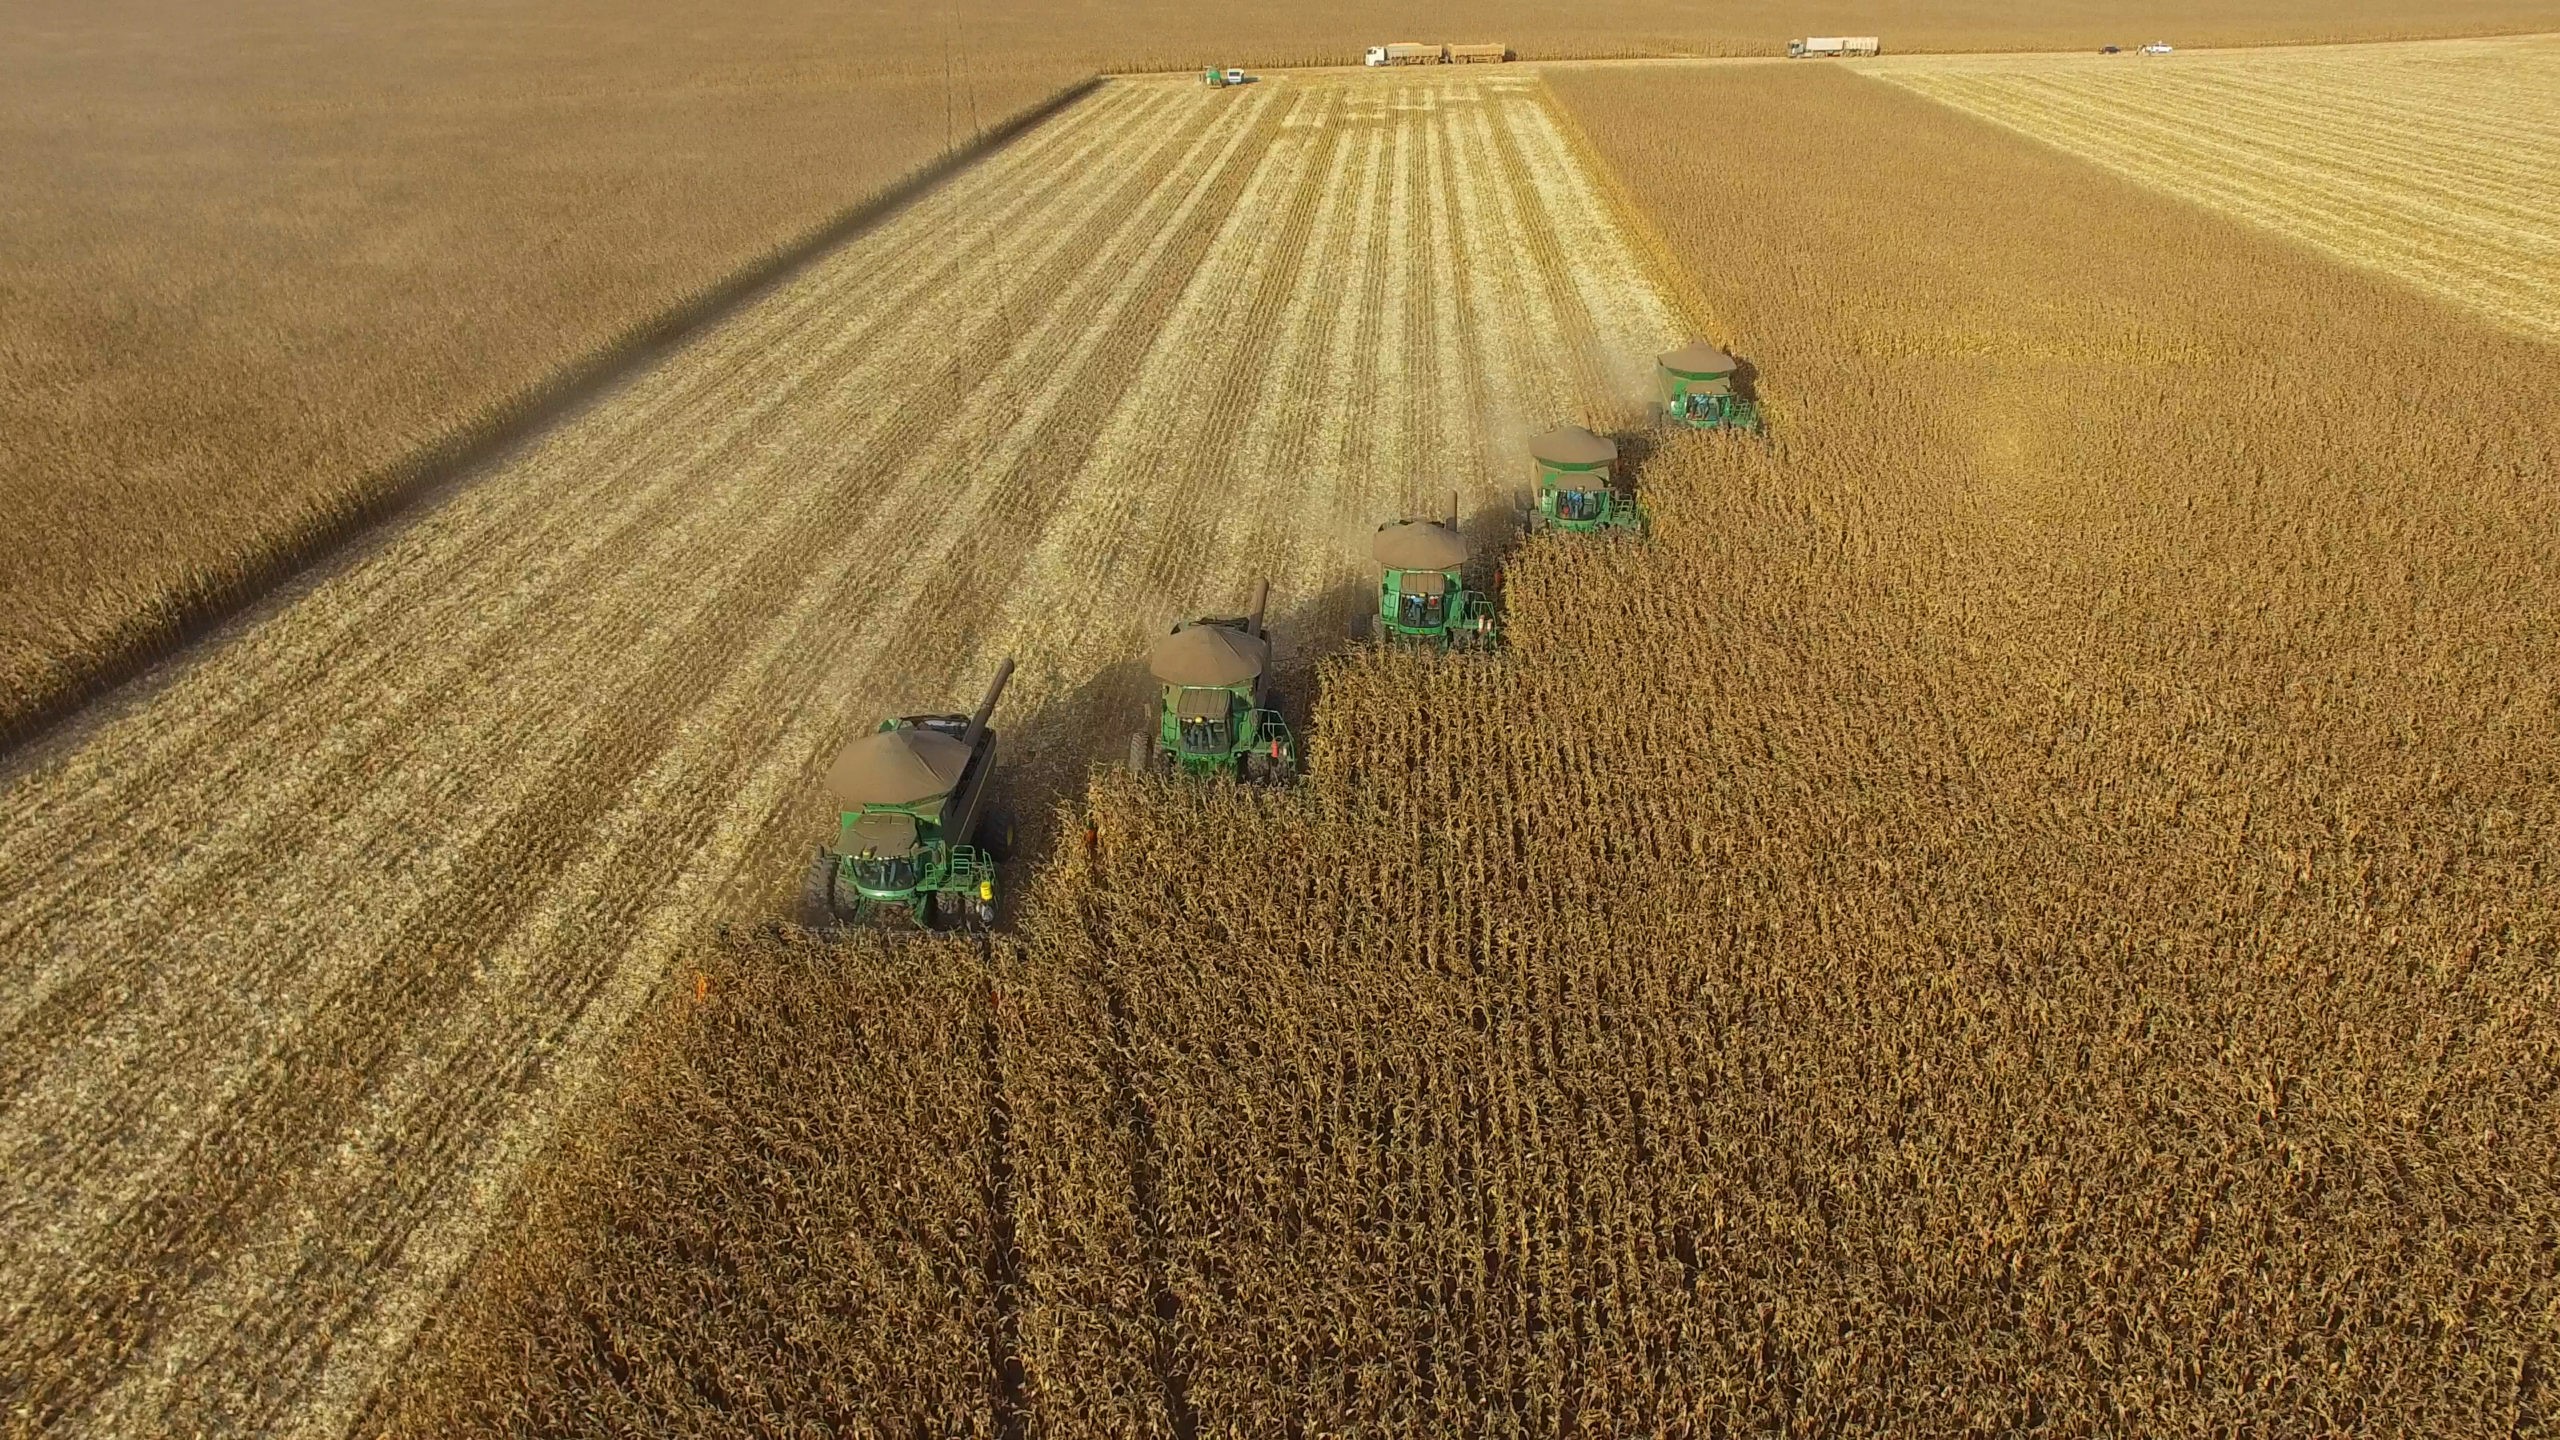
0 74 1106 765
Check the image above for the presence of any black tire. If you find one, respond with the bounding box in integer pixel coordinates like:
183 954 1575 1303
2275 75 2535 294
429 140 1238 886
926 888 962 931
803 848 842 926
1129 731 1151 774
1349 611 1373 643
979 808 1018 863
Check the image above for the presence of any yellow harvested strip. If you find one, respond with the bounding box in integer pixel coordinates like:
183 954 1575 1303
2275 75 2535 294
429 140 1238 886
1874 36 2560 341
0 69 1682 1437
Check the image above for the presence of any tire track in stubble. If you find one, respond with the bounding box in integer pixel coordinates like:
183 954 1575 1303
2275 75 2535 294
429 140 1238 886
1422 88 1498 511
968 78 1350 725
4 90 1259 1436
1120 98 1352 613
1479 89 1626 423
1506 91 1685 403
0 87 1198 1311
1175 92 1369 622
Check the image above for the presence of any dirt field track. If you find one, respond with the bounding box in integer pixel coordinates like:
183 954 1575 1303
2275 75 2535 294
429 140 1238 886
0 71 1678 1435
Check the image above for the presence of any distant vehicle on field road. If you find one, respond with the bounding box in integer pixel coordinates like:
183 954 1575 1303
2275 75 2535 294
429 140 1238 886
1364 42 1508 66
2141 41 2175 54
1787 36 1882 57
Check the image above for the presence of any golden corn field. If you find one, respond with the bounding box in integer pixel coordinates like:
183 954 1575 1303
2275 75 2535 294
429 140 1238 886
1875 35 2560 341
0 71 1682 1437
377 60 2560 1436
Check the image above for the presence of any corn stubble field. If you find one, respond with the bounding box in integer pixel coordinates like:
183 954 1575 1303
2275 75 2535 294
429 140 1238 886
0 72 1679 1437
379 60 2560 1436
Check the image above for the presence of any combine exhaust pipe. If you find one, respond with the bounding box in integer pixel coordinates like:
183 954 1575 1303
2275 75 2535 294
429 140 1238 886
1246 579 1270 639
1448 489 1461 531
961 658 1014 753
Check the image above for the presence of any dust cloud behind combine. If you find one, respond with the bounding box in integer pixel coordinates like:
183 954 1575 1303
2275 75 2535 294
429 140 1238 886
0 70 1677 1437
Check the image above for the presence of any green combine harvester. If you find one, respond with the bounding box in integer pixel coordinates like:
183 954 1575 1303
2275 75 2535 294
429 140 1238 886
1656 340 1761 432
807 659 1013 929
1354 496 1498 648
1129 580 1297 783
1523 424 1640 535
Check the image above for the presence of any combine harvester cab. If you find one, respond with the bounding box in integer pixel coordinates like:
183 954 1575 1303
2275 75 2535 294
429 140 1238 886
1524 424 1640 536
1655 340 1761 433
1357 498 1497 648
1131 580 1298 782
809 659 1013 929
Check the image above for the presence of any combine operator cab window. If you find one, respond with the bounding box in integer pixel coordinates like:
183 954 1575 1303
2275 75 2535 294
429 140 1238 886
1177 689 1234 754
1397 583 1448 630
1684 392 1721 419
1557 488 1605 523
851 853 920 893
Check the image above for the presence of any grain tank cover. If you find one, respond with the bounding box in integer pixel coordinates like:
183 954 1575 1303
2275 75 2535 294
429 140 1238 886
1149 624 1269 687
1529 425 1617 469
827 727 972 807
849 811 920 856
1658 341 1737 379
1372 519 1469 571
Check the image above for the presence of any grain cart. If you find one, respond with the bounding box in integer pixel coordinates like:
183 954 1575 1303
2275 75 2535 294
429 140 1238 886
807 660 1013 929
1523 424 1640 535
1129 580 1297 782
1656 340 1761 432
1356 496 1497 647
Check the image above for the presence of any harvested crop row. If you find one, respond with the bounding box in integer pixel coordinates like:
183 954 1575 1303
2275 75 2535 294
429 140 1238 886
0 70 1679 1437
1872 35 2560 340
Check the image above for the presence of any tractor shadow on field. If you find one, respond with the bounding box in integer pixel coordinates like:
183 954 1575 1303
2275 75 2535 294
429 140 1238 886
1000 651 1156 881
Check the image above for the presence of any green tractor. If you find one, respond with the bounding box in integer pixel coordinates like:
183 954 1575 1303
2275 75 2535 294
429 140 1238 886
1523 423 1641 535
807 659 1013 929
1354 496 1498 648
1129 580 1297 783
1656 340 1761 432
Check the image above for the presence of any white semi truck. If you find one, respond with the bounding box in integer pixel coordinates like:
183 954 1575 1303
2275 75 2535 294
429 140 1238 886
1787 36 1882 57
1364 43 1441 66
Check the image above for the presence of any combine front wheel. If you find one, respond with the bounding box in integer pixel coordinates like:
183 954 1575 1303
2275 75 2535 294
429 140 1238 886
802 848 843 927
